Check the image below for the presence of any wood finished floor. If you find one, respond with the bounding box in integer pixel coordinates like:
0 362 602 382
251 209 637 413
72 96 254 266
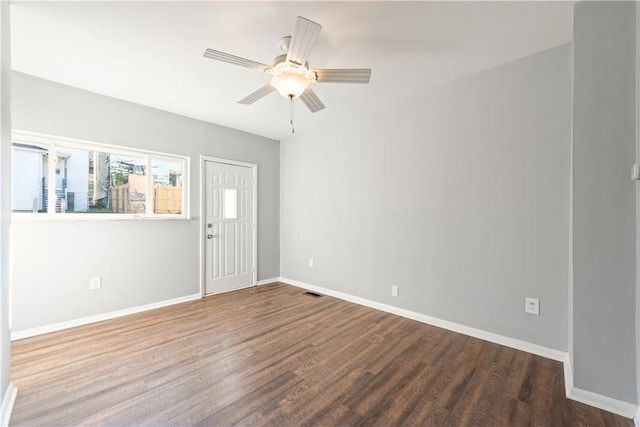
10 283 632 426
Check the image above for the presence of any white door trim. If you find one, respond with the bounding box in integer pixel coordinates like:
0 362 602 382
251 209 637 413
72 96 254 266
199 155 258 297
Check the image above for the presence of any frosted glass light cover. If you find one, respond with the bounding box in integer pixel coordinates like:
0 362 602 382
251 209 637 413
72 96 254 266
271 72 310 98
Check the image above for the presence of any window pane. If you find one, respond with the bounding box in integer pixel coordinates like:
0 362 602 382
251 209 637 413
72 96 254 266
54 146 90 213
107 154 147 214
53 148 147 214
12 142 49 212
152 159 183 215
224 189 237 219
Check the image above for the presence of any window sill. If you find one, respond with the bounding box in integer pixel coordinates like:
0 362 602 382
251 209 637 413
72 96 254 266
11 213 192 222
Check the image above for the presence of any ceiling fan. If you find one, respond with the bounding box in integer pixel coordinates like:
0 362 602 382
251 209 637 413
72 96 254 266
203 16 371 129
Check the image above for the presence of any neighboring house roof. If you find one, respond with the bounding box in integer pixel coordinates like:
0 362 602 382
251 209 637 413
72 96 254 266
12 142 48 153
13 142 71 158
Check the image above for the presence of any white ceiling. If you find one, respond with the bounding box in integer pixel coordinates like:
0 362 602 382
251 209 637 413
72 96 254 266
10 1 573 141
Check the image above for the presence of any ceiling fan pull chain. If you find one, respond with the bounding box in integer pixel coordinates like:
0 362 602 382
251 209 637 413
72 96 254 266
289 94 295 134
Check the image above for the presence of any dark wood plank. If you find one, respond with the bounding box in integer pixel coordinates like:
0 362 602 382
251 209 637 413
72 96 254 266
10 282 634 426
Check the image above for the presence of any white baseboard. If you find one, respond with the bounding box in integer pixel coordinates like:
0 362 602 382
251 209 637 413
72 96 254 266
1 382 17 427
279 277 565 362
568 386 637 419
279 277 637 419
563 353 636 418
563 353 574 397
11 293 202 341
257 277 279 286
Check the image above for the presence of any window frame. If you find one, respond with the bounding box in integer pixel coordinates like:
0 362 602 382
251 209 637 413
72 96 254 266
11 130 190 221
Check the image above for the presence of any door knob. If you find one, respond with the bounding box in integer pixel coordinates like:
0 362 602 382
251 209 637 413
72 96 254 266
207 234 216 239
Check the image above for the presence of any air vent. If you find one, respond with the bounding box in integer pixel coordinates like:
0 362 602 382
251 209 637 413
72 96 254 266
303 291 323 298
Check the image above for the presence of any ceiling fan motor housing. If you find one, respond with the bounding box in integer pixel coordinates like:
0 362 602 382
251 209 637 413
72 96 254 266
279 36 291 53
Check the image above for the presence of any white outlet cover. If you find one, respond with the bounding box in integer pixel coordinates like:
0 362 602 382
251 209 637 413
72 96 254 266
391 285 399 297
525 297 539 315
308 259 314 268
89 276 102 290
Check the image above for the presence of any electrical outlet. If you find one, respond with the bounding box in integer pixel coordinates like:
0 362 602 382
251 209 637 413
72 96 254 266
391 285 399 297
525 297 539 315
308 258 314 268
89 276 102 290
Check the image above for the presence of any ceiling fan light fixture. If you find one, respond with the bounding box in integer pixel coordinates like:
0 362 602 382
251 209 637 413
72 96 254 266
271 72 310 98
268 60 316 99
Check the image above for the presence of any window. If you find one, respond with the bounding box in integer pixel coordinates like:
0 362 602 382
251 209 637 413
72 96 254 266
223 189 238 219
12 131 188 218
152 159 184 215
12 142 48 212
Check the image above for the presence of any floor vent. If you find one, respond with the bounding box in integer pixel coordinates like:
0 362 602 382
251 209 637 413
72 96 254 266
303 291 323 298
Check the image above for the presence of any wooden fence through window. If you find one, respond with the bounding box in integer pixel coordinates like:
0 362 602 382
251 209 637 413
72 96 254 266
154 185 182 214
111 182 182 214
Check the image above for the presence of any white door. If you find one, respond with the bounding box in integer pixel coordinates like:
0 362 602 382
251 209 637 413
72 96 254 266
204 160 256 295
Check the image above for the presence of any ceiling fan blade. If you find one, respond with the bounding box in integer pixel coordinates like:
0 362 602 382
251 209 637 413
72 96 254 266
286 16 322 66
299 87 325 113
203 49 271 72
315 69 372 84
238 85 276 105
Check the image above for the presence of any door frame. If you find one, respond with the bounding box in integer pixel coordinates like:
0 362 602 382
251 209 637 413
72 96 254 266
199 155 258 297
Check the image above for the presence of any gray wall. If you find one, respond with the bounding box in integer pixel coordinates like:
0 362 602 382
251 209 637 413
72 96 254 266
11 72 279 332
1 0 12 411
280 44 572 351
572 1 637 403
